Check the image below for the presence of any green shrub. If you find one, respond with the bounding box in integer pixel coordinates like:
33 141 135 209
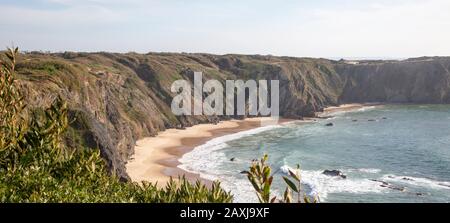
242 154 276 203
244 154 318 203
0 48 233 203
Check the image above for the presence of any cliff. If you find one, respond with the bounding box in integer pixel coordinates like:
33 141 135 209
337 58 450 103
13 52 450 180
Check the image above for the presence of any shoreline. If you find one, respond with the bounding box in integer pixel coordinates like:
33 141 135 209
125 103 371 186
126 117 299 186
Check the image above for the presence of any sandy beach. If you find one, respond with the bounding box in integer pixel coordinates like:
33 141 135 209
126 104 369 186
319 103 376 116
126 117 299 186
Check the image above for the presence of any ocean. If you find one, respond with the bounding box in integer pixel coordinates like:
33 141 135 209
178 105 450 203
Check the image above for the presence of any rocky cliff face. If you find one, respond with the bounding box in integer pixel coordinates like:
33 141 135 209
14 52 450 179
337 58 450 104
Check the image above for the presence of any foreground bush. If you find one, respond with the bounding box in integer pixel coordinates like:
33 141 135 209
0 48 232 203
244 154 318 203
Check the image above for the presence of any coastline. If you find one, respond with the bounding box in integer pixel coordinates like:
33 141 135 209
125 103 371 186
319 103 380 116
126 117 298 186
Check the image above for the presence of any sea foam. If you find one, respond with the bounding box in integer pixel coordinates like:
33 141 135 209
178 124 282 203
380 175 450 190
280 165 385 202
178 123 388 203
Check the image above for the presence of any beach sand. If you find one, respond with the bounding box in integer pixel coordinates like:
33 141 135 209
126 117 297 186
126 103 369 186
319 103 371 116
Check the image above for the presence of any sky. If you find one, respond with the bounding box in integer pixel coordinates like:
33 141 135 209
1 0 450 58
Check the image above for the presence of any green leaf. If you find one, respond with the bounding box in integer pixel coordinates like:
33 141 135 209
262 154 268 162
263 182 270 197
282 176 298 193
304 196 311 203
248 176 261 192
263 166 271 180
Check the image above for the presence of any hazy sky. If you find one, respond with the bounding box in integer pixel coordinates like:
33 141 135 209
1 0 449 58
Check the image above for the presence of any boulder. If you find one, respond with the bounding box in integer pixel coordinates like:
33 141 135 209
371 179 406 192
325 123 334 127
322 170 347 179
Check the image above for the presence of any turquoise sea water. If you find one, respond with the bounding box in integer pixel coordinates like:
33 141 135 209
179 105 450 203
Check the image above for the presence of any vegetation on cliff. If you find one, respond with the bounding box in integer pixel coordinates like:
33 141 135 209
0 48 232 203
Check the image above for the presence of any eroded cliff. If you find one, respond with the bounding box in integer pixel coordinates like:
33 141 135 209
14 52 450 179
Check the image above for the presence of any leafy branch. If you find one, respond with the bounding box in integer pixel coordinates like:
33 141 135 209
244 154 318 203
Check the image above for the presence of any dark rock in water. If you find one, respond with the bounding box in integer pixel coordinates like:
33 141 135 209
380 184 404 191
370 179 388 185
382 117 388 120
352 119 358 122
322 170 346 179
325 123 334 127
416 193 424 196
371 179 406 192
438 183 450 188
240 170 248 174
391 186 406 192
323 170 340 176
230 157 236 162
368 119 376 122
402 177 414 181
371 179 386 184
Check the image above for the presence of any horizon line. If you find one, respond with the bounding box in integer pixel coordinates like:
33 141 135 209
12 48 450 62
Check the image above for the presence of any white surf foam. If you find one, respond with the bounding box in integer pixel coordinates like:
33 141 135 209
319 106 378 120
356 106 377 112
380 175 450 190
178 124 282 203
280 165 386 202
345 168 382 174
